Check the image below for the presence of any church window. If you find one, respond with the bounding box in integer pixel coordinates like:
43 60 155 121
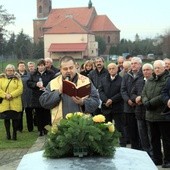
39 6 42 13
108 36 110 43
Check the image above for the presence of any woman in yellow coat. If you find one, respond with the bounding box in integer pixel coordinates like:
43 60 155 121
0 64 23 140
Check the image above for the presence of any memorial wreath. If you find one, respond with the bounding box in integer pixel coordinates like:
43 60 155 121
44 112 120 158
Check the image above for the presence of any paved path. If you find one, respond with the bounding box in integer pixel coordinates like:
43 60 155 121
0 137 169 170
0 136 46 170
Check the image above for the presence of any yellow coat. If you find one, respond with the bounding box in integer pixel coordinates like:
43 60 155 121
0 73 23 113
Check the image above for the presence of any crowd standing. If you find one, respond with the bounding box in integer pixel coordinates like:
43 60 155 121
0 55 170 168
27 59 56 136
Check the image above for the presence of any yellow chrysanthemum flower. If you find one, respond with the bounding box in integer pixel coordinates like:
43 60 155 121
74 112 83 116
107 122 115 133
92 114 106 123
51 125 58 134
84 114 91 118
66 113 73 119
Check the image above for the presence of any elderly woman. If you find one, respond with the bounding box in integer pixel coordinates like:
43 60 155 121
0 64 23 140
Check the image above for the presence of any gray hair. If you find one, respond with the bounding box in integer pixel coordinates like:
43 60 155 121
123 61 131 67
5 64 15 71
27 61 35 66
117 56 124 61
153 60 165 67
131 57 142 64
45 57 53 63
163 58 170 62
142 63 153 70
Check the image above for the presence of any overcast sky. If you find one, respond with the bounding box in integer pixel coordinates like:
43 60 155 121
1 0 170 40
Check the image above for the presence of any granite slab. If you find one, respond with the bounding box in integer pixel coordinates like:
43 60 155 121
17 147 157 170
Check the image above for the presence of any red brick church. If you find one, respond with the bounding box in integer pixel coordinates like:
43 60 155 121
33 0 120 58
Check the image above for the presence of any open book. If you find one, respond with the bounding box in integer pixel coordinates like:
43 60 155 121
63 80 91 98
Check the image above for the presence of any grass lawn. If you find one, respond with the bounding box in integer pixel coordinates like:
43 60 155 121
0 114 38 150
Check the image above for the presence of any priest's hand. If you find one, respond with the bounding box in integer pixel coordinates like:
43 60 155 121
72 96 84 106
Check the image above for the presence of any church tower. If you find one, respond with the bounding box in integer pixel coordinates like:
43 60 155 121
37 0 52 18
33 0 52 43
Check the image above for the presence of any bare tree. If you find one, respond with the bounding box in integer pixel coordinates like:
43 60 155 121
0 5 15 49
162 30 170 58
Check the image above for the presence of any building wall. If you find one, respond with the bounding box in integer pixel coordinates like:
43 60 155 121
94 31 120 54
33 19 46 43
87 34 98 57
44 34 98 59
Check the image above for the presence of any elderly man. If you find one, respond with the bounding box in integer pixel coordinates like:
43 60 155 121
121 57 143 149
39 56 100 125
119 61 131 77
117 56 125 73
131 63 154 157
98 63 126 146
45 57 60 74
163 58 170 71
142 60 170 167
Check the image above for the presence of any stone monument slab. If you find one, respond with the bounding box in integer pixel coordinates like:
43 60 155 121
17 147 157 170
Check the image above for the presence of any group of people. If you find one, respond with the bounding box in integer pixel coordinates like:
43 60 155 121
76 55 170 168
0 58 59 139
0 55 170 168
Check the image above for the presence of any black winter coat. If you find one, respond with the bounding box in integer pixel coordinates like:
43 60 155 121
162 77 170 104
131 75 146 120
98 73 123 113
88 67 108 89
121 69 143 113
27 69 55 107
18 70 32 108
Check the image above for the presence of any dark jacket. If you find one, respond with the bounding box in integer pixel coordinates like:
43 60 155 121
162 77 170 104
131 74 146 120
121 69 143 113
98 73 123 114
18 71 32 108
27 69 55 107
142 70 170 121
88 67 108 89
161 77 170 120
50 65 60 74
80 69 93 77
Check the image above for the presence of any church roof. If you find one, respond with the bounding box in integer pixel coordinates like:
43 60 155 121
90 15 120 32
45 17 90 34
43 7 96 29
48 43 87 52
43 6 119 34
